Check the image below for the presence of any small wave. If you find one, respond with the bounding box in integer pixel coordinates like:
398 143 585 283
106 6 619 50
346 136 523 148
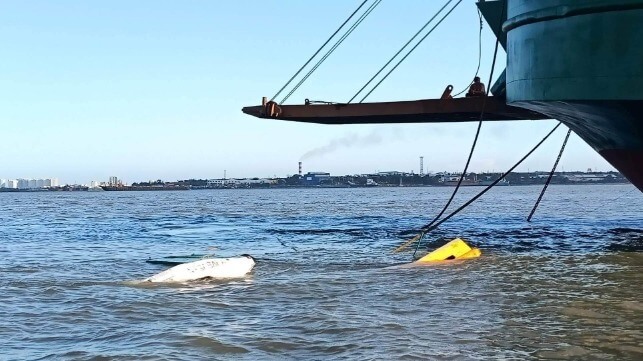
182 335 249 354
268 228 368 236
609 227 643 234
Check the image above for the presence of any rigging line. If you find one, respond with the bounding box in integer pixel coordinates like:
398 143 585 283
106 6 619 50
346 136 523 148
419 16 501 233
527 127 572 222
410 122 564 259
452 9 484 97
270 0 370 102
424 123 563 232
397 3 504 255
358 0 464 103
347 0 454 104
280 0 382 104
280 0 383 104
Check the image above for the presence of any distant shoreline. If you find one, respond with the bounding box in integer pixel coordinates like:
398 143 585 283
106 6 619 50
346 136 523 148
0 182 633 193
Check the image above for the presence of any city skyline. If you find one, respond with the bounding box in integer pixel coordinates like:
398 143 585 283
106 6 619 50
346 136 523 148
0 168 630 191
0 1 616 182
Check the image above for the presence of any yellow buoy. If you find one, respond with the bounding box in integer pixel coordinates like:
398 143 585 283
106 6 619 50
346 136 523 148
415 238 481 263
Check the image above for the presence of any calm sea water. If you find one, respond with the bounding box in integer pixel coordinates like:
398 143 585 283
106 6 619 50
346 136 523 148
1 185 642 360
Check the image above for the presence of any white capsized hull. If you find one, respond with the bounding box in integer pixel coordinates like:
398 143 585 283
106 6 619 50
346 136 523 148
145 255 255 283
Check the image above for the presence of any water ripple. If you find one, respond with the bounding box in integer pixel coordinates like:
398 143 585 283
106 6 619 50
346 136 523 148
0 185 641 360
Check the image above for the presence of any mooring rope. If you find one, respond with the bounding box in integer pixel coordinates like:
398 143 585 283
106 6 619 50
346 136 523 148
394 14 502 255
395 2 506 256
527 127 573 222
408 122 564 259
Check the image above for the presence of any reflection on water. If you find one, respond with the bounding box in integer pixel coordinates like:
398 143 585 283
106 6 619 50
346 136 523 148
0 185 641 360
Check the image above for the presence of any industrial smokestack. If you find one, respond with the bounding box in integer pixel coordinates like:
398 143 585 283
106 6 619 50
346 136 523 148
298 162 302 176
419 156 424 176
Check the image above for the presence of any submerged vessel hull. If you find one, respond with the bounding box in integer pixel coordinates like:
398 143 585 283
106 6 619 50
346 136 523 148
144 255 256 283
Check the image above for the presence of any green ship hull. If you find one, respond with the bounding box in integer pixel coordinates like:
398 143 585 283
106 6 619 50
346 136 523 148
496 0 643 191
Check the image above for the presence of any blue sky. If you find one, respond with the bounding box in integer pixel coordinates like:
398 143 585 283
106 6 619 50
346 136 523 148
0 0 613 184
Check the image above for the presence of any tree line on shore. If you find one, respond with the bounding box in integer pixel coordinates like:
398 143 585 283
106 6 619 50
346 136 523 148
168 171 629 188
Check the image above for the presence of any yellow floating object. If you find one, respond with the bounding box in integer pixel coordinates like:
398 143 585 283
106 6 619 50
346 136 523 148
415 238 481 263
458 247 482 259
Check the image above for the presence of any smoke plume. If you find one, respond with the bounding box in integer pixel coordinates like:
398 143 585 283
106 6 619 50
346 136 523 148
300 130 384 161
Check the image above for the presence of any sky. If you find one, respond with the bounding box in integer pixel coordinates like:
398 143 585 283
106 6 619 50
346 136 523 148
0 0 615 184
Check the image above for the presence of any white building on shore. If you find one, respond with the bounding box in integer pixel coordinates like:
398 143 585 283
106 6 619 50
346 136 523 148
0 178 60 189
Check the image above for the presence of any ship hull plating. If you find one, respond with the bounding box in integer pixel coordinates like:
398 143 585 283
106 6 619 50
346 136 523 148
512 100 643 192
505 0 643 191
